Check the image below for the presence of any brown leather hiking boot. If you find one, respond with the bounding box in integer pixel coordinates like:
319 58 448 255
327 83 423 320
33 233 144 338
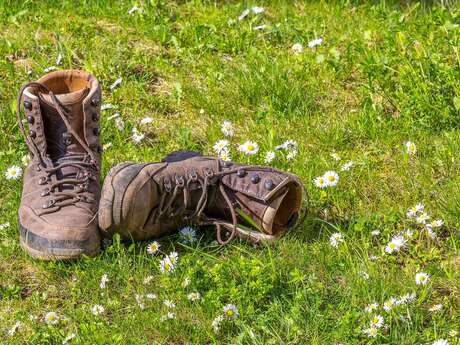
17 70 102 260
99 152 305 244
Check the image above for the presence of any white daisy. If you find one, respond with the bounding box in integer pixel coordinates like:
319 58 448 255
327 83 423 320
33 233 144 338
331 152 341 161
323 171 339 186
416 212 430 224
430 219 444 228
143 275 154 284
187 292 201 301
179 226 197 243
99 274 109 289
167 252 179 265
163 299 175 308
102 143 112 150
370 314 384 328
329 232 344 248
365 303 378 313
44 311 59 325
114 116 125 131
426 226 437 239
371 230 380 236
314 176 328 188
91 304 105 316
429 304 443 312
135 294 145 310
223 304 239 319
276 139 298 152
220 120 234 137
291 43 303 53
132 128 145 143
8 321 21 336
159 257 176 274
21 154 31 166
147 241 160 254
0 222 10 230
341 161 354 171
219 148 232 162
405 141 417 155
5 165 23 180
383 297 396 312
212 315 224 332
251 6 264 14
385 235 407 254
140 117 153 125
448 330 458 337
308 38 323 48
160 312 176 321
363 327 378 337
56 53 63 66
146 293 157 300
359 271 369 280
213 139 229 154
404 229 414 238
286 150 298 161
415 272 430 285
432 340 449 345
238 140 259 155
44 66 57 73
182 277 191 288
110 77 122 91
407 203 425 218
264 151 276 164
238 9 250 21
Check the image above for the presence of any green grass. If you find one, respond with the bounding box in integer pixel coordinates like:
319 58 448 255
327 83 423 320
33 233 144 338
1 0 460 344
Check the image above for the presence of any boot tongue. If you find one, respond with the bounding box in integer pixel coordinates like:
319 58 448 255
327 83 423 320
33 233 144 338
39 88 90 185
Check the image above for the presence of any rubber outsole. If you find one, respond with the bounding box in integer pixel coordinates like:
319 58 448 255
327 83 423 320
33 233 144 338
19 224 100 261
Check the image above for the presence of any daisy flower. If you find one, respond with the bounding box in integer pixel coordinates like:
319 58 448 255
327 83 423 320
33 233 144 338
91 304 105 316
415 272 430 285
341 161 354 171
62 333 76 344
407 203 424 217
212 315 224 332
221 120 234 137
365 303 378 313
429 304 443 312
132 128 145 143
331 152 341 161
140 117 153 125
329 232 344 248
159 257 176 274
147 241 160 254
187 292 201 301
163 299 175 308
5 165 23 180
143 275 154 284
276 139 298 152
416 212 430 224
323 171 339 186
160 312 176 321
135 294 145 310
146 293 157 300
426 227 437 239
223 304 239 319
314 176 328 188
405 141 417 155
371 230 380 236
264 151 276 164
128 5 140 15
385 235 407 254
8 321 21 336
286 150 298 161
99 274 109 289
213 139 229 154
308 38 323 48
179 226 197 243
167 252 179 265
44 311 59 325
430 219 444 228
432 340 449 345
114 116 125 131
238 141 259 155
101 103 114 111
397 292 416 305
182 277 191 288
238 9 250 21
0 222 10 230
291 43 303 53
219 148 231 162
21 154 31 166
363 327 378 337
383 298 396 312
370 315 384 328
251 6 264 14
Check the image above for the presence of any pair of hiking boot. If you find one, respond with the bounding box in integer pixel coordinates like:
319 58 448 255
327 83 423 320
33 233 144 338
16 70 304 260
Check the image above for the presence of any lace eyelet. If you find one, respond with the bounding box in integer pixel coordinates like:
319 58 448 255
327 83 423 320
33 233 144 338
41 188 50 197
38 176 48 185
164 178 172 192
204 169 214 177
175 175 185 187
189 171 198 181
42 199 55 209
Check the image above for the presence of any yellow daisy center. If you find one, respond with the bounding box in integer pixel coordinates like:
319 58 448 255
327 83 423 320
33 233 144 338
389 243 395 249
247 144 254 151
226 309 233 316
164 263 171 271
328 176 335 181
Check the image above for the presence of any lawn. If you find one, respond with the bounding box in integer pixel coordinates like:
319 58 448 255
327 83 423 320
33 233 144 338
0 0 459 344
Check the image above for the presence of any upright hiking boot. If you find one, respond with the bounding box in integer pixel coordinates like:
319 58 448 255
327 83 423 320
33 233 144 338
17 70 102 260
99 152 304 244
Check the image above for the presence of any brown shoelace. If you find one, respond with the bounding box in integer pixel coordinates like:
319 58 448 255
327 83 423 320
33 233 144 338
17 82 98 213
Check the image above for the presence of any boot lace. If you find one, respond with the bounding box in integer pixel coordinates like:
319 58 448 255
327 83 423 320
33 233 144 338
17 82 99 214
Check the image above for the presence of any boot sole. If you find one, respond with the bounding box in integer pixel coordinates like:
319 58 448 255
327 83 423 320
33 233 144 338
98 162 149 237
19 224 100 261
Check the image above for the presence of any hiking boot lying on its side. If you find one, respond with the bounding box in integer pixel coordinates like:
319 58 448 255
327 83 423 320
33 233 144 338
98 152 305 244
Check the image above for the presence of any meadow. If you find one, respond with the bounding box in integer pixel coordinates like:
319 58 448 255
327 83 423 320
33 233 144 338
0 1 459 344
